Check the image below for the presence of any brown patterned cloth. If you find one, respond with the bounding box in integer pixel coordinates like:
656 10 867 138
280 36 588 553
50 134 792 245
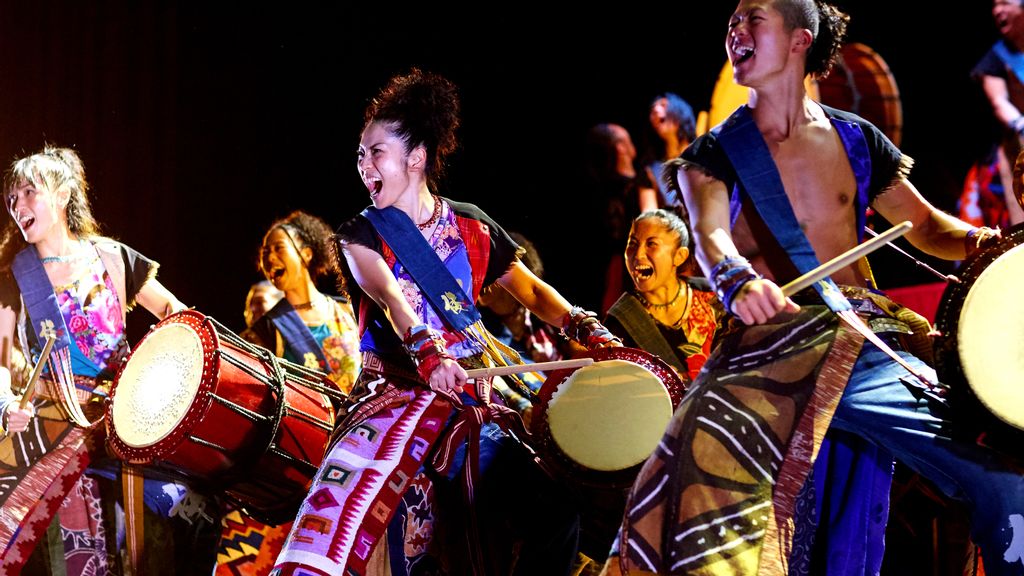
617 304 865 575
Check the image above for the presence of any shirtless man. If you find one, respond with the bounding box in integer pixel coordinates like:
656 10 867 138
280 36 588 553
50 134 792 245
612 1 1022 575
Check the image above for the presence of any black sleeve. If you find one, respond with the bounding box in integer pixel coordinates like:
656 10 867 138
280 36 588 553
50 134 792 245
863 120 907 202
117 243 158 306
334 214 380 253
821 106 908 203
679 132 738 192
482 215 521 288
972 47 1007 82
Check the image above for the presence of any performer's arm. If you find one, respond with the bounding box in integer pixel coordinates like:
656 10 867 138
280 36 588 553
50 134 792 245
682 168 798 325
342 243 466 393
873 178 996 260
982 75 1024 134
496 261 571 327
0 307 32 434
497 261 620 349
136 279 187 320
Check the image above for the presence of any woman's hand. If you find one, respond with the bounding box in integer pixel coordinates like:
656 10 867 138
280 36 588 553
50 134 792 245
427 358 467 395
4 402 35 434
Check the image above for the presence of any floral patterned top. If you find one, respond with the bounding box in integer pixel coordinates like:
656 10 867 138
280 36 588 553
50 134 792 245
52 246 128 373
389 201 483 360
336 198 521 368
243 297 362 396
294 299 360 394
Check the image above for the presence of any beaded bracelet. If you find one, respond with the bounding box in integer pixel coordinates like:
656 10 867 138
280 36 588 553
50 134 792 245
709 256 750 281
403 324 455 383
560 306 622 350
710 256 762 314
1011 116 1024 135
965 226 999 255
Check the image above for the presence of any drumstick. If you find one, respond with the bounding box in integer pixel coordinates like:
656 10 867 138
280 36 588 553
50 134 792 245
781 221 912 297
465 357 594 379
19 333 57 409
863 226 959 283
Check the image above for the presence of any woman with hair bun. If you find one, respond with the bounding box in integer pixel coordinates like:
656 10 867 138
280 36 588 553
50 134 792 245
273 69 620 576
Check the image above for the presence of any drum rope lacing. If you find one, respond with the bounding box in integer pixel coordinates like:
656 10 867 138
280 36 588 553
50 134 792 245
205 316 346 478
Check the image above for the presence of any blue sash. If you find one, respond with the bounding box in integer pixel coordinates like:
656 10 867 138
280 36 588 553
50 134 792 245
994 40 1024 85
361 206 480 332
715 106 851 312
11 246 104 378
265 299 328 369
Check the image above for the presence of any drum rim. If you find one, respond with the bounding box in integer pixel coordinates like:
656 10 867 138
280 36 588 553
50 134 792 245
934 224 1024 431
110 321 206 448
106 309 220 463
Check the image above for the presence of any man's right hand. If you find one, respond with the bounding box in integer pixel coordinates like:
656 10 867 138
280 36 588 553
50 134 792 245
730 278 800 325
4 402 35 434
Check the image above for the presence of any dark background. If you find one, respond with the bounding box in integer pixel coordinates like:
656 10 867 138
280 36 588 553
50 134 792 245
0 4 997 572
0 2 1000 335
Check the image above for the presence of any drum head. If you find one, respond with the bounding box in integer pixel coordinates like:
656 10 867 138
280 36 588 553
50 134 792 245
112 322 206 447
547 359 671 471
936 224 1024 434
956 244 1024 428
532 347 684 487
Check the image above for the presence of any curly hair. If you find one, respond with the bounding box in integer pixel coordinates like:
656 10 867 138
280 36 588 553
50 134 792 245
262 210 337 284
776 0 849 79
0 146 101 268
364 69 461 191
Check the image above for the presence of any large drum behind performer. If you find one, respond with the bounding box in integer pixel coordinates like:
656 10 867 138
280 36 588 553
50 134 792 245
934 224 1024 452
106 309 343 524
531 347 685 560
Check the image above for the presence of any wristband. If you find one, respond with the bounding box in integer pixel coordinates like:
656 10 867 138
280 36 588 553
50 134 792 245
560 306 622 350
709 256 762 314
403 324 455 383
965 226 1000 255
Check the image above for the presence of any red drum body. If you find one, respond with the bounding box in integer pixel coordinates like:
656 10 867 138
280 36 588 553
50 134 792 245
530 347 685 558
106 310 339 523
934 225 1024 450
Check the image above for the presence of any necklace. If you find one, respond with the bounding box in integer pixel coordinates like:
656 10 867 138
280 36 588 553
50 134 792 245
40 240 90 264
670 284 693 329
417 195 442 230
293 294 327 311
637 281 684 310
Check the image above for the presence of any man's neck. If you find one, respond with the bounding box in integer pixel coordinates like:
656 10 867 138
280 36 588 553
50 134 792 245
748 86 818 143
